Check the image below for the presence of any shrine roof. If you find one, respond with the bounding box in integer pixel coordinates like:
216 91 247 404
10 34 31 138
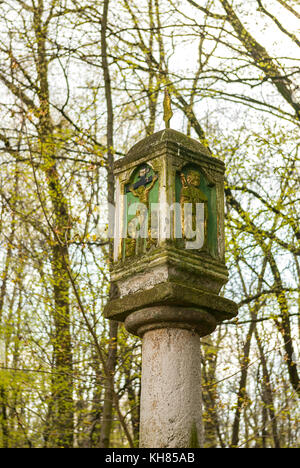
114 129 224 170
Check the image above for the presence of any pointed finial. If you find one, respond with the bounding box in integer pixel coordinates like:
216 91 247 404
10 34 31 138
163 88 173 129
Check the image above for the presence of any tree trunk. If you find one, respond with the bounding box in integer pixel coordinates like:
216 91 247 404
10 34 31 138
99 0 119 448
50 244 74 448
255 329 281 448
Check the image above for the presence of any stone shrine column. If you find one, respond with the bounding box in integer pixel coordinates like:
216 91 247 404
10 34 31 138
125 305 217 448
104 129 237 448
140 327 202 448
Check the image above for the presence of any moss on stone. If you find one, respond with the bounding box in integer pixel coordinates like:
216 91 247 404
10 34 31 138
103 281 238 323
114 129 219 170
189 422 200 448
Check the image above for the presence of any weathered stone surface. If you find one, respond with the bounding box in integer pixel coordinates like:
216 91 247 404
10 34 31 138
124 305 217 337
114 128 214 170
104 281 237 325
140 328 203 448
112 245 229 297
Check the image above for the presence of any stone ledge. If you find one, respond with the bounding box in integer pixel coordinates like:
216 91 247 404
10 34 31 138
111 245 229 295
112 244 228 277
103 281 238 323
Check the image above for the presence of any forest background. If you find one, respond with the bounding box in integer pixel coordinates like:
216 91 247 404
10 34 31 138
0 0 299 448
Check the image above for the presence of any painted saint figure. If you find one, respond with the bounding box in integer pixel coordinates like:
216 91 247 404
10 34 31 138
125 168 158 257
180 170 208 249
128 171 158 207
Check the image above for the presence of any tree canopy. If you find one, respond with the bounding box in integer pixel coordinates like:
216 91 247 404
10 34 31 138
0 0 299 448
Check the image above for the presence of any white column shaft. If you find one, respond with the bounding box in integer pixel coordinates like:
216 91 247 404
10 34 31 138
139 327 203 448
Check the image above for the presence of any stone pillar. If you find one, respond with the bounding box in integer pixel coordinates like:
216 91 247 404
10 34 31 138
125 305 217 447
103 129 238 448
140 328 203 448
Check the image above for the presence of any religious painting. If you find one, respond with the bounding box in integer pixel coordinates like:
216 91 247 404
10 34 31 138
175 165 217 257
122 164 159 259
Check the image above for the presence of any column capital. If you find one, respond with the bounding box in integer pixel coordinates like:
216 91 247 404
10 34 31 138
124 305 217 337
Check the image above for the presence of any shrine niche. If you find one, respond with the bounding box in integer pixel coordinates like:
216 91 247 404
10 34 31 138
122 163 159 260
175 164 217 257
